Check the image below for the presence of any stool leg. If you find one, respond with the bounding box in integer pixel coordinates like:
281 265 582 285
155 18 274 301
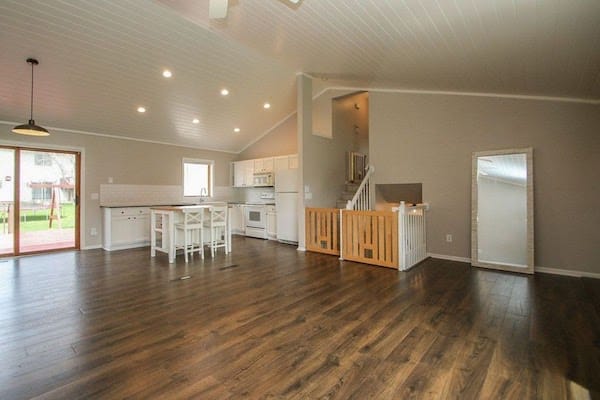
184 230 189 263
200 227 204 259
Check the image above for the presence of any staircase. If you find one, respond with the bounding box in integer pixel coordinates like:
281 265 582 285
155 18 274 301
336 165 374 210
336 183 360 209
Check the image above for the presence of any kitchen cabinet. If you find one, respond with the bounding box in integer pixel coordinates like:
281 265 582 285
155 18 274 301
274 154 298 173
232 160 254 187
254 157 273 174
229 204 246 234
233 155 297 187
103 207 150 251
266 205 277 239
288 154 298 169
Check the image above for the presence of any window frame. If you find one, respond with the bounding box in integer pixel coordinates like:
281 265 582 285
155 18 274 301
182 158 214 198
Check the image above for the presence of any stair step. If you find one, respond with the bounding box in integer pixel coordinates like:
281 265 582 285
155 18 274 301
336 200 348 209
340 191 354 200
345 183 360 192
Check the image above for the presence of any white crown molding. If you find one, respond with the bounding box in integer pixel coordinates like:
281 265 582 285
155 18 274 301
0 121 238 155
323 86 600 105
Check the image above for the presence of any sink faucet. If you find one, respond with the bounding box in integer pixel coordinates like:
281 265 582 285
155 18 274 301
199 187 208 200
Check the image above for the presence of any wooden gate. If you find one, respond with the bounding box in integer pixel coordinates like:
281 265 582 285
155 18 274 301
341 210 398 268
305 208 340 255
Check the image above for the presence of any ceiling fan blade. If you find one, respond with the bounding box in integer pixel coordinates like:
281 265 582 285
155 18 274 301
209 0 228 19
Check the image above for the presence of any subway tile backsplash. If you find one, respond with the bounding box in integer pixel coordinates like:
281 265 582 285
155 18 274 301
99 184 236 207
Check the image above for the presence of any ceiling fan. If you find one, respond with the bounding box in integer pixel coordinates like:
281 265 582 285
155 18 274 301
209 0 300 19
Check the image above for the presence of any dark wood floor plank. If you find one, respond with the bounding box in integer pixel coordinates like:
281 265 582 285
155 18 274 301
1 236 599 399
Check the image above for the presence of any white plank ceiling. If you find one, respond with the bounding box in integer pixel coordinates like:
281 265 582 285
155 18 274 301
1 0 599 153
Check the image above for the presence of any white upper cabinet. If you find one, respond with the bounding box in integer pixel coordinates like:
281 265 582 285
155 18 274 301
274 156 289 173
254 157 273 174
233 154 297 186
288 154 298 169
274 154 298 173
232 159 255 187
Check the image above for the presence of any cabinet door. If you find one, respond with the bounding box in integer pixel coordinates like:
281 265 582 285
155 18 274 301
288 154 298 169
233 162 245 187
254 159 264 173
243 160 255 186
111 216 133 245
274 156 289 173
262 157 274 173
132 215 150 242
267 211 277 238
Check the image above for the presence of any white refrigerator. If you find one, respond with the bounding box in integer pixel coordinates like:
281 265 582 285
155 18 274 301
275 169 298 243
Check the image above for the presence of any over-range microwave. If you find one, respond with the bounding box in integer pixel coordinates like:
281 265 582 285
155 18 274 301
253 172 274 187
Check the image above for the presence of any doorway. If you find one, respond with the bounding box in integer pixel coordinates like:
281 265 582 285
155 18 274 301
0 146 80 256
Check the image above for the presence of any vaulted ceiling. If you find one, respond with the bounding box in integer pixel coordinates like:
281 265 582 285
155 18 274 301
1 0 599 153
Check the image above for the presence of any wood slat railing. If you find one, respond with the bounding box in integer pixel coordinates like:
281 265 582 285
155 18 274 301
305 208 340 255
341 210 398 268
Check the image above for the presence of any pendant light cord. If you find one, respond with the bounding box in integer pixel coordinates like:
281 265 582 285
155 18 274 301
30 60 34 121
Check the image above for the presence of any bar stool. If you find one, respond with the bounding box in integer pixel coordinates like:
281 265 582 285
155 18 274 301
204 205 228 257
174 209 204 262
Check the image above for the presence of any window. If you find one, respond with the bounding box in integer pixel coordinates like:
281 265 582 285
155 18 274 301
34 153 52 166
183 159 213 197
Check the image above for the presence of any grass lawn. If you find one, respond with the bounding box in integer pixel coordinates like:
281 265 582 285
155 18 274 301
19 203 75 232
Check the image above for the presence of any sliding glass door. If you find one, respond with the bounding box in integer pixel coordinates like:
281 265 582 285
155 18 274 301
0 146 80 256
0 148 15 255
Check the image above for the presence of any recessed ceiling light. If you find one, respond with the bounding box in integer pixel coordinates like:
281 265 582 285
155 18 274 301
192 118 200 124
162 69 172 78
263 102 271 109
220 88 229 96
234 127 240 133
137 106 146 113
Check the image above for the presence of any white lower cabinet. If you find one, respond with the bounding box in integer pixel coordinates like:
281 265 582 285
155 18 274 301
103 207 150 251
229 204 246 234
266 205 277 240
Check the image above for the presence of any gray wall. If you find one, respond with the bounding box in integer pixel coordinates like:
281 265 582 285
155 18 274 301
332 92 369 156
0 122 236 248
369 92 600 274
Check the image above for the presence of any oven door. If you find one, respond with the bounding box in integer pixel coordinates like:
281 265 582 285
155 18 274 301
245 206 265 229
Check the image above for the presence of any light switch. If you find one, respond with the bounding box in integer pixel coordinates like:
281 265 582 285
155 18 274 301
304 185 310 193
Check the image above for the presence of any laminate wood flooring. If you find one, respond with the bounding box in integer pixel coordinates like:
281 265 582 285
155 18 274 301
1 236 599 399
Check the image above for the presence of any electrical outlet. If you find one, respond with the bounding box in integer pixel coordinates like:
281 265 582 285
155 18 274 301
446 234 453 243
90 228 97 236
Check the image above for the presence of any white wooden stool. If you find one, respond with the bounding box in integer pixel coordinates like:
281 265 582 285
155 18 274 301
175 209 204 262
204 205 228 257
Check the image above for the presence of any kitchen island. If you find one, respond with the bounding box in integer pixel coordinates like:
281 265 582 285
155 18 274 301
150 203 231 263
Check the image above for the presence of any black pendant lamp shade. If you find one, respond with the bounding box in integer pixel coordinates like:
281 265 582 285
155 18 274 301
12 58 49 136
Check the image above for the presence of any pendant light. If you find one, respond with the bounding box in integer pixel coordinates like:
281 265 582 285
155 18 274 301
12 58 49 136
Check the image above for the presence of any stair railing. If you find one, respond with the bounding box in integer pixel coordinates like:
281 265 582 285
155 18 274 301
346 165 374 211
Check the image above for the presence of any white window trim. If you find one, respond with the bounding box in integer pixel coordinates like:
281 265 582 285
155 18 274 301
182 158 214 198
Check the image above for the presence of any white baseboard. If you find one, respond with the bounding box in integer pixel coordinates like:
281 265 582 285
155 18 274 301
427 253 471 263
81 245 103 250
427 252 600 279
297 247 306 252
534 266 600 279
